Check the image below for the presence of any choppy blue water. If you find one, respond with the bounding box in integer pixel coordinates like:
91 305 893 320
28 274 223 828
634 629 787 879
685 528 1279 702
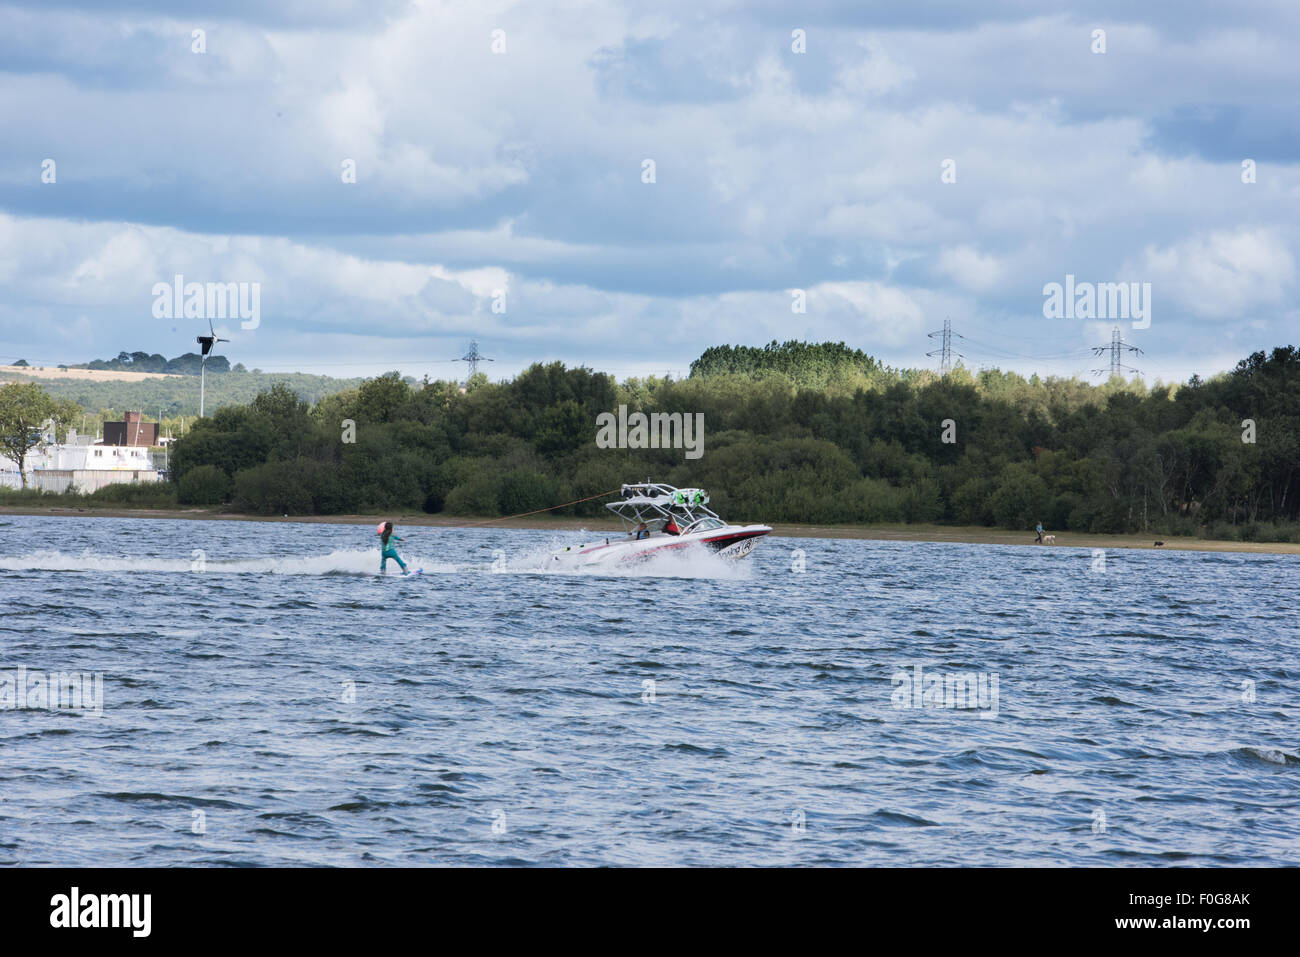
0 514 1297 866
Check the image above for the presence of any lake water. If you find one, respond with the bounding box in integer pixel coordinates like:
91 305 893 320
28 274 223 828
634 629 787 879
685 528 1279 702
1 514 1296 866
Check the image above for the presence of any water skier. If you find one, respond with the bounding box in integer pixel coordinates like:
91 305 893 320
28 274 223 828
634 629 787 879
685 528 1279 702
378 521 409 574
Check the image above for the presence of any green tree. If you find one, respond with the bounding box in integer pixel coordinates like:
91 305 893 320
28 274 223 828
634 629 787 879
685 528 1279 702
355 372 411 424
178 464 231 505
0 383 66 488
989 463 1050 530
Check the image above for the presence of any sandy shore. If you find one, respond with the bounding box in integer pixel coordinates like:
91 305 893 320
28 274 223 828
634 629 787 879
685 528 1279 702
3 504 1297 555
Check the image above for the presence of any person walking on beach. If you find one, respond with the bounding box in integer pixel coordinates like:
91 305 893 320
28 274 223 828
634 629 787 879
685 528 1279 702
378 521 409 574
1035 520 1044 544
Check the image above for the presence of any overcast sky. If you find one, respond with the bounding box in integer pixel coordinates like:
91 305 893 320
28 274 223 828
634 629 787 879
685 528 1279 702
2 0 1297 384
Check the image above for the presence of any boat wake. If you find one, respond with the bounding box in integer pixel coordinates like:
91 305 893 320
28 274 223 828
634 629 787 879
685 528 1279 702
0 545 755 580
0 548 452 577
496 540 757 580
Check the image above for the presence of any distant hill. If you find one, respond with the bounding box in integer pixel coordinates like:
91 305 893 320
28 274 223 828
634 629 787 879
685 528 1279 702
4 366 366 417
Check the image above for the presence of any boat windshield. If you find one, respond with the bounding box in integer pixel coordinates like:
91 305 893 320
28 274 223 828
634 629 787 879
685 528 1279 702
685 517 725 533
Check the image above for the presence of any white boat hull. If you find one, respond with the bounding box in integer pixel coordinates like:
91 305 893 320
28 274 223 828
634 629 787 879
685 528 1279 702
550 523 771 568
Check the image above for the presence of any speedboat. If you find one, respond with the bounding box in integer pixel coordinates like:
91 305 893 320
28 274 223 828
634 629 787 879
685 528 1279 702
549 483 771 567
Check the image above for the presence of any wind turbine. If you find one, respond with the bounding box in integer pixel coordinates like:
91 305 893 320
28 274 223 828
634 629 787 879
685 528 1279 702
196 317 229 417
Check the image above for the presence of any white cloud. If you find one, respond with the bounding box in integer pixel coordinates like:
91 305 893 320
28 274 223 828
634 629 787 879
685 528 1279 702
936 245 1005 292
1 1 1299 382
1137 228 1295 318
834 38 915 96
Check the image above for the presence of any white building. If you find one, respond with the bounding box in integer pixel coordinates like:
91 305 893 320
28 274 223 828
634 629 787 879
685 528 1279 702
0 434 161 493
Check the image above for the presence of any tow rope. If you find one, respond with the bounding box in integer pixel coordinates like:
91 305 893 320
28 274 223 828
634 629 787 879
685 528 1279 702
460 487 622 527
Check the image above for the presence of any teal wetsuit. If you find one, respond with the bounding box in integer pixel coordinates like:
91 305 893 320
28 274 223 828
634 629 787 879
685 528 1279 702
380 535 407 573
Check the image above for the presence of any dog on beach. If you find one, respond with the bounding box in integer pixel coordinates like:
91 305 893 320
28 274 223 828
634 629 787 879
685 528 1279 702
1042 534 1056 544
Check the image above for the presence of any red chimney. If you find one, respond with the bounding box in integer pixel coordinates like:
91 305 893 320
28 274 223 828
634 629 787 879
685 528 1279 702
105 411 158 446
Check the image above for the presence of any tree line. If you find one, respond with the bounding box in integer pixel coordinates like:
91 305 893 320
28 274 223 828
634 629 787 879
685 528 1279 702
77 350 236 375
5 341 1297 540
147 341 1300 541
